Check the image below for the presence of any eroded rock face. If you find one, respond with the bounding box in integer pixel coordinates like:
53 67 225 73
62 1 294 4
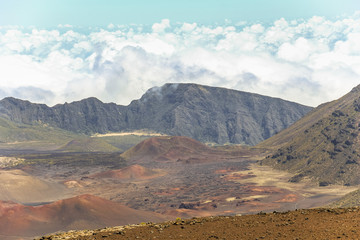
0 83 312 145
127 84 312 145
0 97 127 134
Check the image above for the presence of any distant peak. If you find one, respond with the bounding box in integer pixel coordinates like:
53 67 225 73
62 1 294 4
0 97 46 106
143 83 212 98
76 97 104 104
1 97 28 102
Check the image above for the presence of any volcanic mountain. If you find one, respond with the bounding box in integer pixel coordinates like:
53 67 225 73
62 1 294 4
124 83 312 145
120 136 247 163
0 194 168 239
0 83 312 145
261 84 360 186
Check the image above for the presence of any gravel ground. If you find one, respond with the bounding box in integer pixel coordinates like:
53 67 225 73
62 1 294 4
39 207 360 240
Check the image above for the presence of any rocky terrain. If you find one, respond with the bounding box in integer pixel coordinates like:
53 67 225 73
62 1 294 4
38 207 360 240
1 135 355 239
5 84 360 240
329 188 360 208
0 96 126 134
261 84 360 186
124 83 312 145
0 83 312 145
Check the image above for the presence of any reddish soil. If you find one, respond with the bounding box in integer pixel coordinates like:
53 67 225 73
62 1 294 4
90 164 165 180
53 207 360 240
0 194 168 239
121 136 250 163
4 136 353 239
222 173 256 181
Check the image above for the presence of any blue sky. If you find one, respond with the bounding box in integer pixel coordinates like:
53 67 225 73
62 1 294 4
1 1 360 107
1 0 360 27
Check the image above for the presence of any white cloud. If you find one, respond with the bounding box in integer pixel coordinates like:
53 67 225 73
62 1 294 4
247 24 265 34
277 37 323 62
334 33 360 55
180 22 197 32
152 19 170 33
0 15 360 107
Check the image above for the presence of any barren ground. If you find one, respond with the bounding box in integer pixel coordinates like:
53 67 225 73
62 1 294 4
40 207 360 240
1 137 359 239
230 164 359 209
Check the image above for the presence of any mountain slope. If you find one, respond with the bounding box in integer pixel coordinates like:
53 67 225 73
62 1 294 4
0 169 67 204
0 83 312 145
0 194 168 238
59 137 120 152
0 116 79 151
328 189 360 208
121 136 252 164
0 97 126 134
39 208 360 240
261 85 360 186
126 83 312 145
121 136 217 162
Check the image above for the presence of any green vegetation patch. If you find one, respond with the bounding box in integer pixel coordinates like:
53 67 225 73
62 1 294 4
0 116 79 148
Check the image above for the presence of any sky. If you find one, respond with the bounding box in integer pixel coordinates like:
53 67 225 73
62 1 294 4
1 1 360 106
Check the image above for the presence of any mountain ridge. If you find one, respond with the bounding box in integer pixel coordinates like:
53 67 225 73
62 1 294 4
0 83 312 145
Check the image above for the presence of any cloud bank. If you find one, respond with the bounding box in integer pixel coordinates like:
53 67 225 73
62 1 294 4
1 14 360 107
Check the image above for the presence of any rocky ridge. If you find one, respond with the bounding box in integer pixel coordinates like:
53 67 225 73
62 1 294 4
261 84 360 185
0 83 312 145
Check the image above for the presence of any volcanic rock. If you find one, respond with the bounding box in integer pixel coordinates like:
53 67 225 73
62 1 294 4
0 83 312 145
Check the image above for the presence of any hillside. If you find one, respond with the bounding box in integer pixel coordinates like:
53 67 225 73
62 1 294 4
0 169 68 204
0 97 126 134
39 207 360 240
0 194 168 239
261 84 360 185
0 116 80 151
120 136 248 163
0 83 312 145
329 189 360 208
125 83 312 145
59 138 120 152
